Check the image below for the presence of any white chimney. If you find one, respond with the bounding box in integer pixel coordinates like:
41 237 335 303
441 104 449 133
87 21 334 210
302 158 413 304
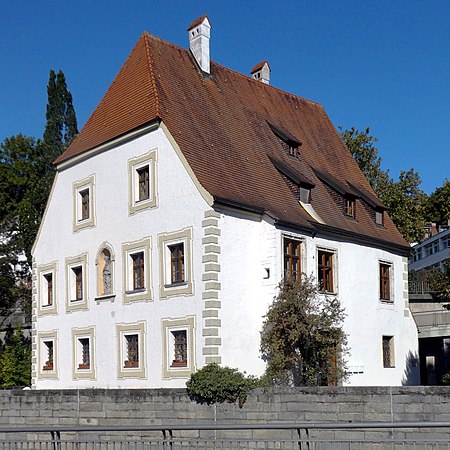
187 16 211 74
251 61 271 85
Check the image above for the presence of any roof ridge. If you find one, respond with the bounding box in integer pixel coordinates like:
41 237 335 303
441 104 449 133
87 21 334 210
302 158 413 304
142 32 161 118
141 31 321 108
210 59 322 108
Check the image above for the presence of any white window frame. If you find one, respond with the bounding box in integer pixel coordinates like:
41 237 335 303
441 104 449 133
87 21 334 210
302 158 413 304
37 261 58 316
73 175 95 231
116 322 146 379
122 237 152 303
72 327 96 380
162 316 196 378
37 330 58 379
158 228 193 299
65 253 89 312
379 260 394 303
316 247 338 295
128 150 157 215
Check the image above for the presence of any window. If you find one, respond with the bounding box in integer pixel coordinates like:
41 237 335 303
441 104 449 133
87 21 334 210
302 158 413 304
124 334 139 368
433 240 440 253
37 262 58 315
162 316 196 378
158 228 193 298
345 198 355 218
72 327 95 379
73 175 95 231
442 235 450 249
117 322 146 378
424 243 433 257
169 243 184 284
128 150 157 214
318 250 334 293
65 254 88 312
132 252 145 290
171 330 187 367
96 244 115 299
78 338 90 369
37 331 58 379
122 238 152 303
382 336 395 368
80 189 90 220
137 166 149 201
299 186 310 204
375 210 384 226
283 237 301 281
43 341 54 371
379 262 392 302
72 266 83 301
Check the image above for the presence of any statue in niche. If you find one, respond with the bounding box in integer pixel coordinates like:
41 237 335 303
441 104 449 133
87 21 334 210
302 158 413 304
102 251 112 295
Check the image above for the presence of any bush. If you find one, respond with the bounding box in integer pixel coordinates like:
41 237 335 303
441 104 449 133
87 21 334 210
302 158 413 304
186 363 260 407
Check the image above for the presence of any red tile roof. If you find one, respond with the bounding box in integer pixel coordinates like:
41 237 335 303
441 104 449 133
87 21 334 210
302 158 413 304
55 32 409 252
251 61 270 74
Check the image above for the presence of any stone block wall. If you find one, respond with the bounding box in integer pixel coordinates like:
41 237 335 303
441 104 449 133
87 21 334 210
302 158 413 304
1 386 450 441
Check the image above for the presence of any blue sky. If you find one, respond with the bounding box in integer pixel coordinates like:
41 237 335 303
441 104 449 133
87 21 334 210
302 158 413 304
1 1 449 194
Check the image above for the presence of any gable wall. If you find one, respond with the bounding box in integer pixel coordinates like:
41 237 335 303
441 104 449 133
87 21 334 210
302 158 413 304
33 127 211 389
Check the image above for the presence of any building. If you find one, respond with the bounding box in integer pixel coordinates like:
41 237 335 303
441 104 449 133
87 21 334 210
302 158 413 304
408 222 450 384
32 16 418 389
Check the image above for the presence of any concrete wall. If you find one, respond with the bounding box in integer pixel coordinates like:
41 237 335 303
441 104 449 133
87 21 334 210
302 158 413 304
1 387 450 441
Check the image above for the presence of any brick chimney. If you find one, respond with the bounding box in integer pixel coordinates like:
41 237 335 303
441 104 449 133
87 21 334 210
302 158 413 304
251 61 271 85
187 16 211 74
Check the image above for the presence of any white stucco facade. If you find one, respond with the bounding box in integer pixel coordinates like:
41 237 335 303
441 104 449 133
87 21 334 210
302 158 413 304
33 124 418 389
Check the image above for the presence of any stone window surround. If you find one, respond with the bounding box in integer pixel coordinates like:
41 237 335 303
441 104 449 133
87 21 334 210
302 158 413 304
37 330 58 379
122 237 152 304
128 150 157 215
158 227 194 299
72 326 96 380
162 316 196 379
37 261 58 316
65 253 89 313
316 246 338 295
116 322 146 379
72 175 95 232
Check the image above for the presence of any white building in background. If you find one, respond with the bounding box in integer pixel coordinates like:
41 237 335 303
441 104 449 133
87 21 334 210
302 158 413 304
409 223 450 273
32 16 418 389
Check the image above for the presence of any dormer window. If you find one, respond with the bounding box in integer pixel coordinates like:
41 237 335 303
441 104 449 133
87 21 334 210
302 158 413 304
299 186 311 204
267 122 301 159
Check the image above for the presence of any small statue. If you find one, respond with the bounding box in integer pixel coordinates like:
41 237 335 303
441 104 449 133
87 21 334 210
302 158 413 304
103 253 112 295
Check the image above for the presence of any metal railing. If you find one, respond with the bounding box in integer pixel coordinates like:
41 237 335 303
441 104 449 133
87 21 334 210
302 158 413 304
1 421 450 449
408 281 434 295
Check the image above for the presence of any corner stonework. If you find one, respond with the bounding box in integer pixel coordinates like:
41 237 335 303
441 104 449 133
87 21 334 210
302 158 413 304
201 210 222 364
31 257 38 388
403 256 410 317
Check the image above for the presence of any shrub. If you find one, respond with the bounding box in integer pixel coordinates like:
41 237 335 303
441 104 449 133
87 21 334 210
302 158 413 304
186 363 260 407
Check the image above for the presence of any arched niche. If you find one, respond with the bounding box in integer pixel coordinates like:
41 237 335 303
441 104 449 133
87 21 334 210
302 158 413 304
95 243 115 298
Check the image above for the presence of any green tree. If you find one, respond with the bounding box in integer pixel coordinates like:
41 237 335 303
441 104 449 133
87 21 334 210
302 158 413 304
340 127 426 243
260 275 347 386
0 326 31 388
425 180 450 226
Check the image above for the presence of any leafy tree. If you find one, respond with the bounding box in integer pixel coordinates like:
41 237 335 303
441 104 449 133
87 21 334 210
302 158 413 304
186 363 260 407
260 275 347 386
425 180 450 226
0 325 31 388
340 127 427 243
